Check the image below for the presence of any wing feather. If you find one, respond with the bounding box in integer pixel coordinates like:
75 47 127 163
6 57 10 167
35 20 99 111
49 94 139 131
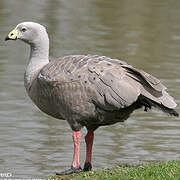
37 54 177 112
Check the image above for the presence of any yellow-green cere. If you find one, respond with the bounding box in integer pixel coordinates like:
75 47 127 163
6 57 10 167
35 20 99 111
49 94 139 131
8 29 18 40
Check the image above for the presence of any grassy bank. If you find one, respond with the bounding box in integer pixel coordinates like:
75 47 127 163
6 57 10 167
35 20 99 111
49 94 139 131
48 160 180 180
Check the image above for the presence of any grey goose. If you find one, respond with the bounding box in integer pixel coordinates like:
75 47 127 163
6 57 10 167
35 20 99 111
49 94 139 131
5 22 179 175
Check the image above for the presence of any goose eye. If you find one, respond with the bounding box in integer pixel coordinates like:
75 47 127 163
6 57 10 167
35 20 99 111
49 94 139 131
21 28 27 32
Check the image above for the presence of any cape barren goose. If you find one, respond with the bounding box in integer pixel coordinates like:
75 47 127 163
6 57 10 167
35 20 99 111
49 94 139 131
5 22 179 175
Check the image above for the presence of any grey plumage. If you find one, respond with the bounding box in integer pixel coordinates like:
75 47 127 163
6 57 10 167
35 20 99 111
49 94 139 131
35 54 178 131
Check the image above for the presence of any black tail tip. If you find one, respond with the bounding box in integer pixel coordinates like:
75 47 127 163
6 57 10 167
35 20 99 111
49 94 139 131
170 110 179 117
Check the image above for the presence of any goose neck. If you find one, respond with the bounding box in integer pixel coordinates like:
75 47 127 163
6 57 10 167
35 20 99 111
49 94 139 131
24 41 49 91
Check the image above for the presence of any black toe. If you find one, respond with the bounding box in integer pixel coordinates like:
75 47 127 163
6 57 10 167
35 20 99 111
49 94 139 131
56 166 83 175
83 162 92 171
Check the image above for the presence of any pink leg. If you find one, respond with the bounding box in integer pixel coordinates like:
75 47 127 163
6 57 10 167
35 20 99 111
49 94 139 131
56 131 82 175
84 131 94 171
72 131 81 168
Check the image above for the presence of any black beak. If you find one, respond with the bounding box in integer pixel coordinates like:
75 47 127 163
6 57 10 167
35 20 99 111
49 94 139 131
5 36 10 41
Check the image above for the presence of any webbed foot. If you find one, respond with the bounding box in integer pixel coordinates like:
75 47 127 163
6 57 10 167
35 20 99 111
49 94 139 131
83 162 92 171
56 166 83 175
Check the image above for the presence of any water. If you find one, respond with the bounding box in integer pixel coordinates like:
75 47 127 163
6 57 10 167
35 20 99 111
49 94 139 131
0 0 180 178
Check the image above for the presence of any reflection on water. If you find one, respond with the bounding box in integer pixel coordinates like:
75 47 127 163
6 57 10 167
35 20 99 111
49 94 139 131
0 0 179 178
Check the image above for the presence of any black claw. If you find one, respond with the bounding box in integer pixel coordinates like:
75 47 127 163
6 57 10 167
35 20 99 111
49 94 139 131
83 162 92 171
56 166 83 175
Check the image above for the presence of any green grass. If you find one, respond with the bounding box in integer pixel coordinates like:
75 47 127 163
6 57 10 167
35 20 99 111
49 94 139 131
47 160 180 180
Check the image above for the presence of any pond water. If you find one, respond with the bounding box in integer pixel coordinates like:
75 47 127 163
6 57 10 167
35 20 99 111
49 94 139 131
0 0 179 178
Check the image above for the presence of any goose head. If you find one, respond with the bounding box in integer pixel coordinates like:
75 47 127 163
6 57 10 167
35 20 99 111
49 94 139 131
5 22 48 45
